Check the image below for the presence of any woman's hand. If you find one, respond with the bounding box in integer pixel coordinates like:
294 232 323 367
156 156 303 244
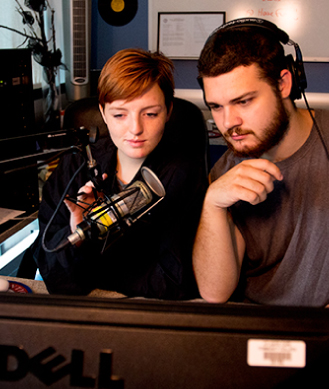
64 173 108 233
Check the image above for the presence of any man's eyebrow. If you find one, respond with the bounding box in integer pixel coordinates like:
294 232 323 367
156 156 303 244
230 91 258 104
206 91 258 107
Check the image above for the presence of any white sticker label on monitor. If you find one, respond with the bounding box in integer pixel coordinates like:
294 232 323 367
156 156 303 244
247 339 306 368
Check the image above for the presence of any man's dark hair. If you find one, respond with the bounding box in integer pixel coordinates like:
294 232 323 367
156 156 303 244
198 27 287 94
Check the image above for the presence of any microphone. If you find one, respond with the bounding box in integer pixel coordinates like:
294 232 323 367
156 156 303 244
65 167 165 248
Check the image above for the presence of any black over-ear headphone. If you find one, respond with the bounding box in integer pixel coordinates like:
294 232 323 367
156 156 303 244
204 18 307 100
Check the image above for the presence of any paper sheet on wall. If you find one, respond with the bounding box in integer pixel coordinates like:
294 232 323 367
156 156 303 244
158 13 225 59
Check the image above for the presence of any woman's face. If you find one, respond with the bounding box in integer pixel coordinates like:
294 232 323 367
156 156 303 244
100 84 171 163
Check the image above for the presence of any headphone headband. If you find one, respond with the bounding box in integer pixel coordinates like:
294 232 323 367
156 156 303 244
215 18 290 44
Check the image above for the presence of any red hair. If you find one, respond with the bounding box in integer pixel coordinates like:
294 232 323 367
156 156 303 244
98 48 175 111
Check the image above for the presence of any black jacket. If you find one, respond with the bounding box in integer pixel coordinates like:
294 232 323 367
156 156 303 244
32 135 207 299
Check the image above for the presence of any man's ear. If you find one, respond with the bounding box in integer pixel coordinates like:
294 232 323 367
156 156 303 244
166 101 173 122
279 69 293 99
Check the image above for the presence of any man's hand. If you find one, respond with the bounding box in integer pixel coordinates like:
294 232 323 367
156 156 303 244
208 159 283 209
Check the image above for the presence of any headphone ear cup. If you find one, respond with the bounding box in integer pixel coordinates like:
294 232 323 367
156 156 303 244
285 53 307 101
285 54 301 100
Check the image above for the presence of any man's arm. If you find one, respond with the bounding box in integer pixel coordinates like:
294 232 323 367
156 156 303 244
193 159 283 303
193 198 245 303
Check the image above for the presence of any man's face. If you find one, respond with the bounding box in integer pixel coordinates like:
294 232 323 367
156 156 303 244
203 64 290 158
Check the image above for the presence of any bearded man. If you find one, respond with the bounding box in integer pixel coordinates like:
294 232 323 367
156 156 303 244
193 18 329 307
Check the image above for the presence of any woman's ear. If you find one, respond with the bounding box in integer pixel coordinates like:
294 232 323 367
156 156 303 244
99 103 107 124
166 101 173 122
279 69 293 99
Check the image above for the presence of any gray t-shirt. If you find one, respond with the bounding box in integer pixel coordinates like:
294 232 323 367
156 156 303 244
210 110 329 307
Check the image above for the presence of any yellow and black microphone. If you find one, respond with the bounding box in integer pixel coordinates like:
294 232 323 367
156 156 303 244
65 167 165 247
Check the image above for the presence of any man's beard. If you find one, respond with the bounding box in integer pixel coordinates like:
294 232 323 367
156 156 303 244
224 96 290 158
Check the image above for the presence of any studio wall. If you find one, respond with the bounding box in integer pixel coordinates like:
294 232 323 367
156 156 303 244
90 0 148 70
90 0 329 93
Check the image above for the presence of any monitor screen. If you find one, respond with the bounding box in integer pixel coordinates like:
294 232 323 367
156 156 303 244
0 48 38 163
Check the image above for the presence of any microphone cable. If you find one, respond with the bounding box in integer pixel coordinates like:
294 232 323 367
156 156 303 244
302 90 329 161
41 154 87 253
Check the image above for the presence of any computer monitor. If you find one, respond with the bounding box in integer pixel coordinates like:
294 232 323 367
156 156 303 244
0 49 38 214
0 48 36 159
0 293 328 388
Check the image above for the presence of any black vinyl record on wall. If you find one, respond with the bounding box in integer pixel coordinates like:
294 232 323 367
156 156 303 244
98 0 138 27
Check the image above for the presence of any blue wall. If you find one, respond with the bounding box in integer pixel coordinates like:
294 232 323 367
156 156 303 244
91 0 148 70
91 1 329 93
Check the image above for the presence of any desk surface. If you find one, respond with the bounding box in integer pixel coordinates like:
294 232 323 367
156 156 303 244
0 211 39 244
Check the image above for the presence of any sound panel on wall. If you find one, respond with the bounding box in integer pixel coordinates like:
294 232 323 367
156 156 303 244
62 0 92 102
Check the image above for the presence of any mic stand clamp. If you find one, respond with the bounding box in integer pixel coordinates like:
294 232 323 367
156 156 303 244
75 126 104 194
85 143 104 193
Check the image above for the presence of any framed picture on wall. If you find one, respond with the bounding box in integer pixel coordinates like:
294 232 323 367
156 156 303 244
157 12 225 59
